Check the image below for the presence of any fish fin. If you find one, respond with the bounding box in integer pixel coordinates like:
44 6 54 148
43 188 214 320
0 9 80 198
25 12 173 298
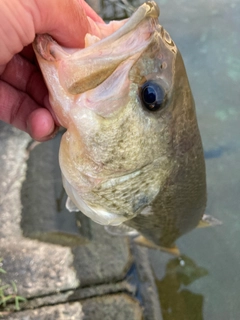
66 197 79 212
197 214 222 228
105 224 139 237
134 235 180 256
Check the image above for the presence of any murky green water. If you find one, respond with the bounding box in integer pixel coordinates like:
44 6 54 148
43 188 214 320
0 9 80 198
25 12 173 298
149 1 240 319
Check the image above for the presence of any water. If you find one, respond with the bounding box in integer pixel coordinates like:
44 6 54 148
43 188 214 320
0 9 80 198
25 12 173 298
149 0 240 319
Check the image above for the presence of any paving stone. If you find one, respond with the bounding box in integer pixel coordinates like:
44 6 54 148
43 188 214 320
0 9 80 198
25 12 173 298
132 244 163 320
71 223 132 287
0 238 79 298
0 122 31 239
0 224 132 298
4 302 84 320
15 280 136 311
80 294 142 320
21 133 91 247
4 294 142 320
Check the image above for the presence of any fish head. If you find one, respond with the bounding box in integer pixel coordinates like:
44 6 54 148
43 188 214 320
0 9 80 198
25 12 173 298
33 1 206 233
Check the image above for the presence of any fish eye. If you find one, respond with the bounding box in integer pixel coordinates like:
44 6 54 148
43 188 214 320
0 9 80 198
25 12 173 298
141 81 165 111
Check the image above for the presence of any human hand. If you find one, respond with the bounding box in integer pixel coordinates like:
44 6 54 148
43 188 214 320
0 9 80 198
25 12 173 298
0 0 103 141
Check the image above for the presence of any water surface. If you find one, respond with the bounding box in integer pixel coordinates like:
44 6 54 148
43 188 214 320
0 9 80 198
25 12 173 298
149 1 240 319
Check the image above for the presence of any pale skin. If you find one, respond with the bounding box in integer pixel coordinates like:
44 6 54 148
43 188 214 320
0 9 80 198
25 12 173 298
0 0 103 141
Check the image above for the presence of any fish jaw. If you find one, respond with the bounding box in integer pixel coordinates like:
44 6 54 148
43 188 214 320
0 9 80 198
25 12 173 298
33 1 160 127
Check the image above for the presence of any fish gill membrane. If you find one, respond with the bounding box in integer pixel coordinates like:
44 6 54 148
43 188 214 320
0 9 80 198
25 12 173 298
33 1 220 255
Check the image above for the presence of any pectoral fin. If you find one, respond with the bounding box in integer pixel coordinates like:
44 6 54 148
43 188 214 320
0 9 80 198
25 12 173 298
197 214 222 228
134 235 180 256
66 197 79 212
105 224 139 236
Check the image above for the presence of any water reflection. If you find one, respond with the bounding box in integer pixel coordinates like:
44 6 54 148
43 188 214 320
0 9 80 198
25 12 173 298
155 255 208 320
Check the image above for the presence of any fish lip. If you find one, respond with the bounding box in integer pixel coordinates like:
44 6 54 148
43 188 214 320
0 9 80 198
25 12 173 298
33 34 69 61
95 1 159 46
33 1 160 61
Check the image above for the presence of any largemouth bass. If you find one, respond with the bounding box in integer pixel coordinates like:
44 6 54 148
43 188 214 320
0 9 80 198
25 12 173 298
33 1 208 252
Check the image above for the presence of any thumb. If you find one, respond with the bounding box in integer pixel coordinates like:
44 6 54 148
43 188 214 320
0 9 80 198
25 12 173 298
34 0 103 48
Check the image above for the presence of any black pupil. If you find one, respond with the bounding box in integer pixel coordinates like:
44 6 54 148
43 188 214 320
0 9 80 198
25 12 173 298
141 81 165 111
143 86 156 104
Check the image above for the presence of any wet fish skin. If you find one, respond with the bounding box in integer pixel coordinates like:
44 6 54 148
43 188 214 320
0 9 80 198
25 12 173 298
126 50 206 247
33 1 206 249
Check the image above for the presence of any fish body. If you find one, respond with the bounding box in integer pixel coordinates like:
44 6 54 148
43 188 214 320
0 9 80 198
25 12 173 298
33 1 206 249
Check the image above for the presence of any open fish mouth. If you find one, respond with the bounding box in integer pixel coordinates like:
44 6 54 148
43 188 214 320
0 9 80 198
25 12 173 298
33 1 160 97
35 1 159 58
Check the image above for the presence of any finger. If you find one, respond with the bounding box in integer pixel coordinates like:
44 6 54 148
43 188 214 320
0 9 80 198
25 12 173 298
0 54 59 124
33 0 93 48
0 0 104 66
1 54 47 105
0 80 56 140
27 108 58 141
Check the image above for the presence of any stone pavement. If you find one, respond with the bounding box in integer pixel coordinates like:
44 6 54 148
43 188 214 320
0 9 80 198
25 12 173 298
0 120 162 319
4 295 143 320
